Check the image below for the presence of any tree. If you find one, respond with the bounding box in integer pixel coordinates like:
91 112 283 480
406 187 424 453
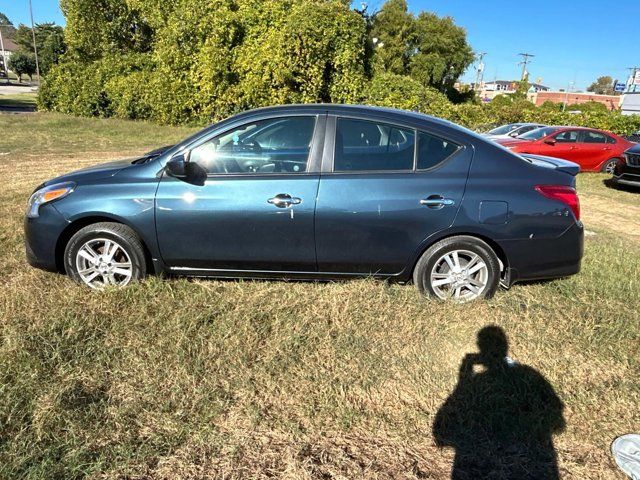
410 12 474 91
587 76 614 95
370 0 473 93
370 0 414 75
8 51 37 82
12 23 66 74
0 12 17 41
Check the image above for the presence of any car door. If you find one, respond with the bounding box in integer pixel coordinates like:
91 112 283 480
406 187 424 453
155 114 325 272
537 130 581 162
314 115 472 275
577 130 613 170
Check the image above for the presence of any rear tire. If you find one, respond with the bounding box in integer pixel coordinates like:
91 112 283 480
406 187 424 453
601 158 618 174
64 222 147 289
413 236 501 302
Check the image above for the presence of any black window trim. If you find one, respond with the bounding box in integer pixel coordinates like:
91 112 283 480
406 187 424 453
175 113 326 178
324 114 464 175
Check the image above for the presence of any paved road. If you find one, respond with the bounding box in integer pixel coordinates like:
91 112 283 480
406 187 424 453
0 84 38 95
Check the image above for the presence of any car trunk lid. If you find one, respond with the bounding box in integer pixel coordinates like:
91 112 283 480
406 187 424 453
520 154 580 176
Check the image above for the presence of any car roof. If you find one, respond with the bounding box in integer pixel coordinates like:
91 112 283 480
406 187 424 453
227 103 459 129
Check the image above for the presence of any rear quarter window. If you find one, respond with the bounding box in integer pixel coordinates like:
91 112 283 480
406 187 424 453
417 131 461 170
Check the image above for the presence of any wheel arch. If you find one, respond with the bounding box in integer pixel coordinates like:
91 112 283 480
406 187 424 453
55 215 155 274
409 231 509 279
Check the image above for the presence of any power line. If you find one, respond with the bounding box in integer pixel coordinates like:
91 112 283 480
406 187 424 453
518 53 535 81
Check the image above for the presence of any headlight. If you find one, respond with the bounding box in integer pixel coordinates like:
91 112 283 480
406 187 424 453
26 182 75 218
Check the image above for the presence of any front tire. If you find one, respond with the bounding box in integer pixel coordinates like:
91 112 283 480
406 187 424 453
64 222 147 289
413 236 501 302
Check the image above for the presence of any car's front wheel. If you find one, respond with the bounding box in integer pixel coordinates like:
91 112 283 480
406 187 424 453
64 222 147 289
413 236 501 302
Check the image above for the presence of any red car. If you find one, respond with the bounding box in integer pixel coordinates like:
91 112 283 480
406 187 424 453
496 126 635 173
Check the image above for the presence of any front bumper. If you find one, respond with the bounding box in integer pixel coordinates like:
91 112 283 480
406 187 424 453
498 221 584 285
24 204 69 272
612 157 640 187
612 173 640 187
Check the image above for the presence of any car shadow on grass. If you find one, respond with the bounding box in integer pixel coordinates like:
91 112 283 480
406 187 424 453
433 326 565 480
603 178 640 193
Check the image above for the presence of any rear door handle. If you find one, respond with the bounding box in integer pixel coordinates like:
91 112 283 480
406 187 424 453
420 195 455 208
268 194 302 208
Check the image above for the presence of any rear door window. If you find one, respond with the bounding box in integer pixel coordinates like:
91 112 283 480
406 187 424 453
334 118 415 172
581 131 607 144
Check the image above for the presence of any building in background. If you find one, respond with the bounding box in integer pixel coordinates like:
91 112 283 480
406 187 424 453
473 80 550 101
0 37 17 77
528 91 621 110
620 93 640 115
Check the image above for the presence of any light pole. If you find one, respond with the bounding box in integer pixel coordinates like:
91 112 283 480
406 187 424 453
28 0 41 85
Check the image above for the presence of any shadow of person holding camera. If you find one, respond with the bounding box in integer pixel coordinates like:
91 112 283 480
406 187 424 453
433 326 565 480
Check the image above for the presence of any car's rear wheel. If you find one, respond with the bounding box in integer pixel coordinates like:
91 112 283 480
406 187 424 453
413 236 500 302
601 158 618 174
64 222 146 289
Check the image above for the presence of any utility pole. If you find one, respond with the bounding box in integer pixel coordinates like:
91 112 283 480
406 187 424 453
518 53 534 81
474 52 487 92
562 81 574 112
28 0 41 85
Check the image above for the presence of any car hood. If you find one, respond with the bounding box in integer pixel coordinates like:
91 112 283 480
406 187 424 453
42 145 174 187
626 143 640 154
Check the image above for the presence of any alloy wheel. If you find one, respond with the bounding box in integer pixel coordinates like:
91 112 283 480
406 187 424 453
604 161 617 175
429 249 489 302
75 238 133 289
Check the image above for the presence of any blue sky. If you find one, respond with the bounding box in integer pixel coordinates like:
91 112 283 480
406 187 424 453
3 0 639 91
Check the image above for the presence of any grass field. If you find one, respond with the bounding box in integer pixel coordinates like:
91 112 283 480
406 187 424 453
0 112 638 479
0 91 38 110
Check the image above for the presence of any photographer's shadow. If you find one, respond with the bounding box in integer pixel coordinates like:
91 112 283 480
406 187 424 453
433 326 565 480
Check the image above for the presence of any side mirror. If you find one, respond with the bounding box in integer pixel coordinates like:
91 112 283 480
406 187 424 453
509 131 519 138
544 139 556 146
166 151 189 178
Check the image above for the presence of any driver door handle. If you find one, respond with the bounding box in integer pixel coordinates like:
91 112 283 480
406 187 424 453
420 195 455 209
268 194 302 208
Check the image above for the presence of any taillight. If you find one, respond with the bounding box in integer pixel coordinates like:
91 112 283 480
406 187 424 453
535 185 580 221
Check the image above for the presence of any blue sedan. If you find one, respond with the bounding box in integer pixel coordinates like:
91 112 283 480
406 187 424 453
24 105 583 301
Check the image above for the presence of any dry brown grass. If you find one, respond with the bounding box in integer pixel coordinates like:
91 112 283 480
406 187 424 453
0 113 638 479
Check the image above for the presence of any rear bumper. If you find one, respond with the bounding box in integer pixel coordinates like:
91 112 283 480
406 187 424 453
24 204 69 272
498 222 584 285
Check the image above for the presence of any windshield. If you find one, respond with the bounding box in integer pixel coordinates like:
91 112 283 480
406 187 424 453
487 124 520 135
518 126 560 141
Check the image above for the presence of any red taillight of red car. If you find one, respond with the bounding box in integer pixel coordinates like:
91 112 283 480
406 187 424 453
535 185 580 221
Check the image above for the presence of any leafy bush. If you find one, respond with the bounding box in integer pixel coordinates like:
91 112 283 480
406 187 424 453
39 0 640 136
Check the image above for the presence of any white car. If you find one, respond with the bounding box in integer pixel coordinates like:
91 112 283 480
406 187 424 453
484 123 546 141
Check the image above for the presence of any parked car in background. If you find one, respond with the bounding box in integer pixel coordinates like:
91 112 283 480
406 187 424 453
624 130 640 143
612 144 640 188
496 126 635 173
484 123 547 140
25 105 583 302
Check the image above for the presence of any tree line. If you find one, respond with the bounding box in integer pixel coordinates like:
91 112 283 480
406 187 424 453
35 0 476 124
